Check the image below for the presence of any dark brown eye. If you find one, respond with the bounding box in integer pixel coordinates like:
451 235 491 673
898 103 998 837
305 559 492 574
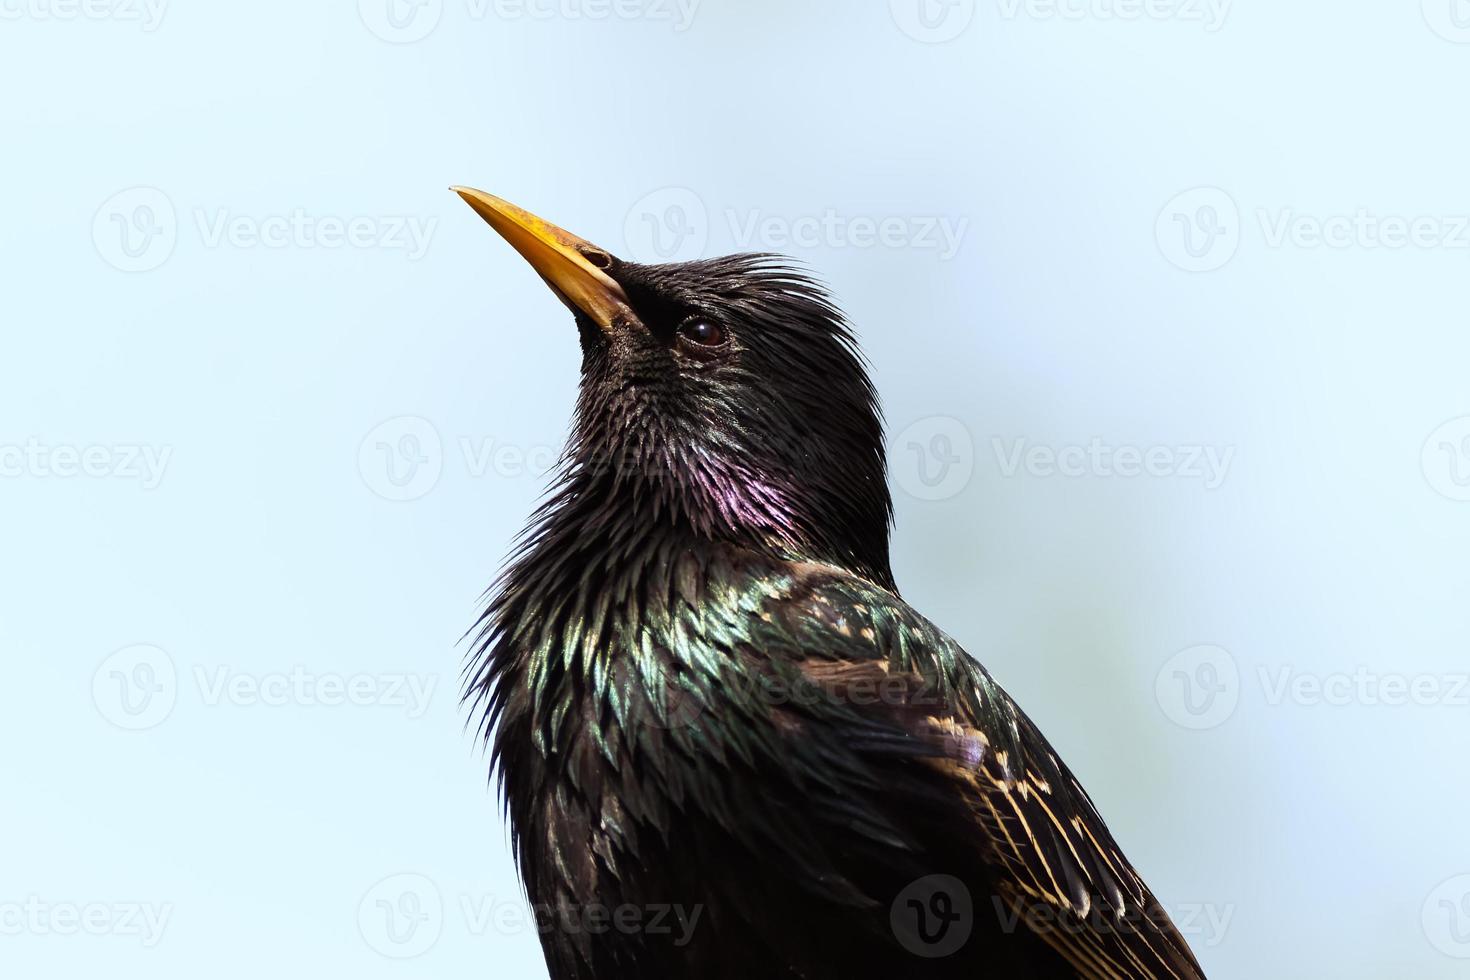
677 318 727 348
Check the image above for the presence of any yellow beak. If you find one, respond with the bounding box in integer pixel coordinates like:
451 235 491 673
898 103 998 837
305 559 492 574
451 187 632 332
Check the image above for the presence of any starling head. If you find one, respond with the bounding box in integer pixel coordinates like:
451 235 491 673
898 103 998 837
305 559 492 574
455 188 894 587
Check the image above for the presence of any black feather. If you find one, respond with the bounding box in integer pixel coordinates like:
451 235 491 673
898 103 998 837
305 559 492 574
463 251 1206 980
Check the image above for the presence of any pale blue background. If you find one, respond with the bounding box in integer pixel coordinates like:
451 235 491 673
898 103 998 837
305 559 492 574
4 2 1470 977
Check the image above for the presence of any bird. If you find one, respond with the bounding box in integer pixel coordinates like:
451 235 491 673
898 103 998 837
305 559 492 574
453 186 1207 980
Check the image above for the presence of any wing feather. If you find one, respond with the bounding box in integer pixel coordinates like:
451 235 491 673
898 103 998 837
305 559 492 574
748 562 1207 980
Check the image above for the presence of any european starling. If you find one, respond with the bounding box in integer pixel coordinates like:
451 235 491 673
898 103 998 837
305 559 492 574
455 187 1206 980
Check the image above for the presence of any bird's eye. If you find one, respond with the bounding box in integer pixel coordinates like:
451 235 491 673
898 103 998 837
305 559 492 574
677 318 727 349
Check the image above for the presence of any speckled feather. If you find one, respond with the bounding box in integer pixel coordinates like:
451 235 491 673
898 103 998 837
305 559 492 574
463 255 1205 980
